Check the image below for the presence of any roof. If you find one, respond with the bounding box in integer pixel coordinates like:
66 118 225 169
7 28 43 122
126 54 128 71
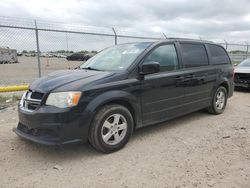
163 37 215 44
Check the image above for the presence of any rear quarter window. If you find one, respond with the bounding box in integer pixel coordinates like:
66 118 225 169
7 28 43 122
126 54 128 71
207 44 230 65
180 43 209 68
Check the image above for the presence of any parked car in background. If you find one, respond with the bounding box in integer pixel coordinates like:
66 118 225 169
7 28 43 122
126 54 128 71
66 52 94 61
14 39 234 153
234 58 250 89
55 54 67 58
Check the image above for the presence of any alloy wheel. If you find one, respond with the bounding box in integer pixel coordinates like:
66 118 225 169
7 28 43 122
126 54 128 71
215 91 225 110
101 114 128 145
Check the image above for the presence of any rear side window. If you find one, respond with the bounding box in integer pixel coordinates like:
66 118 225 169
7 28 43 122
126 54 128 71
180 43 209 68
207 44 230 65
144 44 178 72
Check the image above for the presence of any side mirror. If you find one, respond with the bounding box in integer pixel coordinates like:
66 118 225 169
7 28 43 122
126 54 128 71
139 61 160 75
234 63 238 67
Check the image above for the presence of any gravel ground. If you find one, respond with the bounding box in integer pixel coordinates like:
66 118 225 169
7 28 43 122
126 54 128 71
0 90 249 188
0 57 82 86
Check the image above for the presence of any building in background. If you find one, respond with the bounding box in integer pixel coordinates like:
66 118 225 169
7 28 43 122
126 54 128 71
0 47 18 64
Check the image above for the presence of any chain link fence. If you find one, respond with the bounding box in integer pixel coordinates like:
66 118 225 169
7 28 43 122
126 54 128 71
0 16 249 87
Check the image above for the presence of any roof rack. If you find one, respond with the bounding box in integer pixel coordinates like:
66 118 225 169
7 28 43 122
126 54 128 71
166 37 214 43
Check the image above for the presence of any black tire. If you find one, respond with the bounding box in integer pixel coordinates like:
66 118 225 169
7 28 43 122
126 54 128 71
207 86 228 114
88 104 134 153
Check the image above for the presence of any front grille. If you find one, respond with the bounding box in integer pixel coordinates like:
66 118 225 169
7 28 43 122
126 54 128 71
235 73 250 80
20 90 44 112
31 92 44 100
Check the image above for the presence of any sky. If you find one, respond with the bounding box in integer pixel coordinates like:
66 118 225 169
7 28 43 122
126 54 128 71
0 0 250 51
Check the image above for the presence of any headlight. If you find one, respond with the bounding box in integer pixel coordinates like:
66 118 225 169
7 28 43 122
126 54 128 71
46 91 82 108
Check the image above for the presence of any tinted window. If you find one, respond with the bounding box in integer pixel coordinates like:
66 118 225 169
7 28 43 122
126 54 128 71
144 44 178 72
180 44 209 68
208 44 230 64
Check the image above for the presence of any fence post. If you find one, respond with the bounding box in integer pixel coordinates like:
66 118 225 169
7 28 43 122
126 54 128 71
112 27 117 45
34 20 41 78
65 32 69 51
224 40 228 50
245 42 249 59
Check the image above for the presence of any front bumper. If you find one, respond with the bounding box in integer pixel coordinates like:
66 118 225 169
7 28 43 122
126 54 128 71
15 105 92 145
13 125 60 145
234 82 250 88
234 75 250 89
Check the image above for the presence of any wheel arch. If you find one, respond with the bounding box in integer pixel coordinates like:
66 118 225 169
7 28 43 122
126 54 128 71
85 90 141 131
209 78 230 103
219 81 229 95
215 77 230 96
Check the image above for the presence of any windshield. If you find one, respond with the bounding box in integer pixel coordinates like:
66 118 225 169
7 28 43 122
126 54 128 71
238 59 250 67
80 42 152 71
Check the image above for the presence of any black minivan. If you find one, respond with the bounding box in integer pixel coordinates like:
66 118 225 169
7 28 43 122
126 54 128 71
14 39 234 153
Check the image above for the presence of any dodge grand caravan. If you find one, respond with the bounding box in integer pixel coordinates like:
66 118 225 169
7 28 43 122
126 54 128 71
14 39 234 153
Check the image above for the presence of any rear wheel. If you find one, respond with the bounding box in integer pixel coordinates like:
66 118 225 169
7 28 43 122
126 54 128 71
88 104 133 153
207 86 227 114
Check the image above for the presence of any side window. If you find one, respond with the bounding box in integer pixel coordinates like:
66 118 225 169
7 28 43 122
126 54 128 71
208 44 230 65
180 43 209 68
144 44 178 72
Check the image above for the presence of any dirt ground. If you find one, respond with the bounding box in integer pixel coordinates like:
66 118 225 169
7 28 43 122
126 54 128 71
0 90 249 188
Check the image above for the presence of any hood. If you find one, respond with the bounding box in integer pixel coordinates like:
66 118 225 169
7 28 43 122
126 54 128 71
30 69 113 93
234 66 250 74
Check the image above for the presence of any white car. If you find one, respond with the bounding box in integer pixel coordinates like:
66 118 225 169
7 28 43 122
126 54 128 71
234 59 250 88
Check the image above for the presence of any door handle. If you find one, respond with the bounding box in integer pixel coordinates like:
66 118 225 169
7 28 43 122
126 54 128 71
185 74 194 79
184 74 194 81
198 76 205 80
175 76 184 81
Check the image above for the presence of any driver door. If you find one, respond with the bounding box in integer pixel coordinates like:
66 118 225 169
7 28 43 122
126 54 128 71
140 43 186 126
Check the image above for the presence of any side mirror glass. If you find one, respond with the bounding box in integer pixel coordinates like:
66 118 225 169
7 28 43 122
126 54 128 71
139 61 160 75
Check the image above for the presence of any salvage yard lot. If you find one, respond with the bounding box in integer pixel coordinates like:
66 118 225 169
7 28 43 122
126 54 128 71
0 91 249 187
0 57 82 86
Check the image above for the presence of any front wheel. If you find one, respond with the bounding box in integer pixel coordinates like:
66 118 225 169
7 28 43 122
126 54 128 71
88 104 134 153
207 86 228 114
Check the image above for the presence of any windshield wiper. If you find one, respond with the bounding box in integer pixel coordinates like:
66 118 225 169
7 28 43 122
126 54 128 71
80 67 102 71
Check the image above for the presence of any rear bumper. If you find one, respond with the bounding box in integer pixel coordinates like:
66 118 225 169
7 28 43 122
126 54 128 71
229 82 234 98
